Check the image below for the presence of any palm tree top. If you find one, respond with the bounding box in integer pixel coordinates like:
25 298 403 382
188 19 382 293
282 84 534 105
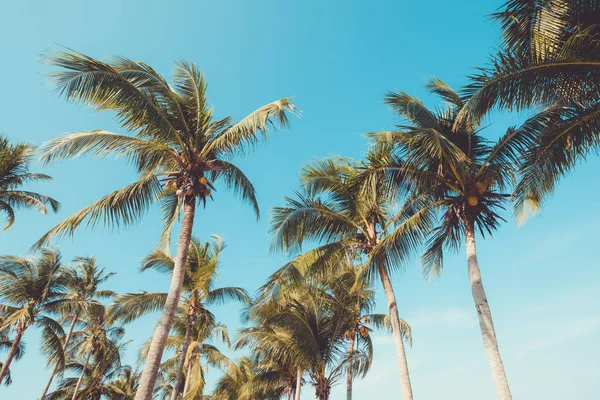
36 48 297 249
0 136 59 230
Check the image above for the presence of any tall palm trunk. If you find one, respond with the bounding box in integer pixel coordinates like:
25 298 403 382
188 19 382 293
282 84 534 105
171 315 193 400
346 333 356 400
294 368 302 400
378 265 414 400
40 316 78 399
135 201 196 400
71 351 92 400
0 327 25 384
465 220 512 400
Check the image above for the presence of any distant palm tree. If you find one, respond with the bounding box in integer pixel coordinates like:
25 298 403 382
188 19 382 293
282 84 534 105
0 136 59 230
110 236 248 399
0 327 25 386
39 49 296 400
212 356 288 400
104 367 140 400
257 261 394 400
40 257 116 399
46 310 127 400
372 80 524 399
270 154 420 399
457 0 600 219
0 249 73 384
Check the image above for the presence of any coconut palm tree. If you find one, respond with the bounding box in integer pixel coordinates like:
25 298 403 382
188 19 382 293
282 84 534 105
270 154 421 399
109 367 141 400
258 259 394 400
0 248 74 384
212 356 290 400
456 0 600 219
39 49 296 399
46 311 127 400
371 80 525 399
40 257 116 399
109 236 249 399
0 327 25 386
0 136 59 230
239 288 373 400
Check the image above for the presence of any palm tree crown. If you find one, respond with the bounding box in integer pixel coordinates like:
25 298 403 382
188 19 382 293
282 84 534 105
0 136 59 230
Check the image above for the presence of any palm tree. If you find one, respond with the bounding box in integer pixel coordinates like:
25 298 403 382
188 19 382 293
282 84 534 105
212 356 289 400
456 0 600 219
0 248 74 384
39 49 296 399
46 311 127 400
371 80 524 399
270 154 420 399
0 327 25 386
0 135 59 230
40 256 116 399
239 283 373 400
104 367 140 400
110 236 249 399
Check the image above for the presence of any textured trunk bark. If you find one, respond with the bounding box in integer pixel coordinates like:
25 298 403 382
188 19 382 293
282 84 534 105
182 358 194 397
135 201 196 400
346 333 355 400
378 265 413 400
170 316 193 400
0 327 25 385
465 220 512 400
40 316 78 399
71 352 92 400
293 368 302 400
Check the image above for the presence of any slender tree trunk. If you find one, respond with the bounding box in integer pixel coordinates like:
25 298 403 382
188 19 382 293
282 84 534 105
293 368 302 400
346 333 356 400
135 201 196 400
71 352 92 400
0 327 25 385
170 316 193 400
465 220 512 400
40 316 78 399
182 358 194 397
378 265 414 400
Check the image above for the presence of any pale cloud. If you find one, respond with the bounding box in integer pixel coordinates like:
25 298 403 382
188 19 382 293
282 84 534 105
407 307 477 329
515 316 600 364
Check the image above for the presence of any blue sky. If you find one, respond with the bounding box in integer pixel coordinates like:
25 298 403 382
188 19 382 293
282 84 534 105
1 0 599 399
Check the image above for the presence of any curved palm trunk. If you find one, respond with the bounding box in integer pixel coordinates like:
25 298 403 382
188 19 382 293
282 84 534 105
171 316 193 400
135 201 196 400
346 333 356 400
465 221 512 399
293 368 302 400
378 265 414 400
71 351 92 400
40 316 78 399
0 327 25 384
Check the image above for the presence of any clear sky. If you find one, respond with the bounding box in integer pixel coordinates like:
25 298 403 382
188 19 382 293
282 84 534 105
1 0 599 399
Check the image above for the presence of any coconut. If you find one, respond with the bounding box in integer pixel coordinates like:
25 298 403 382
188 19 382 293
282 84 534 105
467 196 479 207
199 177 208 185
476 182 486 194
204 189 211 197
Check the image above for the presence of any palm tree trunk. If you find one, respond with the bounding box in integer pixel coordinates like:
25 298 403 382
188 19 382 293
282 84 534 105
293 368 302 400
135 201 196 400
346 333 356 400
40 316 78 399
465 220 512 400
171 316 193 400
378 265 414 400
0 327 25 385
71 351 92 400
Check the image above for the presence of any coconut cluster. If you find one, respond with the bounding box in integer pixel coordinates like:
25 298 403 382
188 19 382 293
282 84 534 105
164 174 213 200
